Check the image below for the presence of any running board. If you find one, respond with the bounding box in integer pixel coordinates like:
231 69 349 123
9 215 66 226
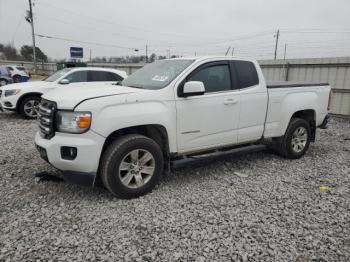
171 144 266 169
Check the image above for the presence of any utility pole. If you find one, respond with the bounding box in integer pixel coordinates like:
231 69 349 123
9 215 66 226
145 44 148 63
89 49 92 63
283 44 287 60
231 47 235 56
274 29 280 60
225 47 231 56
28 0 37 73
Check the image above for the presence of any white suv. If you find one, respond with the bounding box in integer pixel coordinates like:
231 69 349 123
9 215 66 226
0 67 127 118
6 65 30 83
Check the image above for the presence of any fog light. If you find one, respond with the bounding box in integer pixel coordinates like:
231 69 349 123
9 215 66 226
61 147 77 160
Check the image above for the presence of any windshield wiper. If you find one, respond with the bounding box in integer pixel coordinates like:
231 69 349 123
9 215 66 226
126 85 145 89
113 81 145 89
114 81 123 86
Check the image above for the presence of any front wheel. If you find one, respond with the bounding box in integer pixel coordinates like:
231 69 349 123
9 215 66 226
101 134 164 199
19 96 41 119
273 118 311 159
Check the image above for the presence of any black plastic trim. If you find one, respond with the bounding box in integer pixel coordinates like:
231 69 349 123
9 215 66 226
267 82 329 89
62 171 96 187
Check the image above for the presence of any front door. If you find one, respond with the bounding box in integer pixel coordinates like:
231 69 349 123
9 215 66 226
176 61 240 153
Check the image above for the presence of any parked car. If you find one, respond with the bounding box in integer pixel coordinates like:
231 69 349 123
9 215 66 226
6 65 30 83
0 66 13 87
0 67 127 119
34 56 331 198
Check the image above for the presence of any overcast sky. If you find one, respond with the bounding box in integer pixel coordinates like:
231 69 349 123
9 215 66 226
1 0 350 61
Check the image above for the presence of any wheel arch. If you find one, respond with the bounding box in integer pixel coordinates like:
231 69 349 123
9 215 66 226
101 124 170 158
96 124 170 186
16 92 43 112
290 109 316 141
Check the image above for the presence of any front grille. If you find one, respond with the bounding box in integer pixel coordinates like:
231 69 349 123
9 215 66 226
38 99 56 139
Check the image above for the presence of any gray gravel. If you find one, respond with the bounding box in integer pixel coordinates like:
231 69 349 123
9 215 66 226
0 111 349 261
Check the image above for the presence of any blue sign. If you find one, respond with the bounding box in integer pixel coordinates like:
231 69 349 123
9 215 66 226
70 47 83 58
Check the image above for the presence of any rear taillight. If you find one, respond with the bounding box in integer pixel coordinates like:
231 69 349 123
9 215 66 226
327 90 332 111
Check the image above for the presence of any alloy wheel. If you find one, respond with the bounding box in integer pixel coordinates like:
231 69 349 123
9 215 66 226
291 127 308 153
118 149 155 189
24 100 40 118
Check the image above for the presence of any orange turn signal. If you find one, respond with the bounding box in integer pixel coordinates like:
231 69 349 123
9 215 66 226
77 115 91 129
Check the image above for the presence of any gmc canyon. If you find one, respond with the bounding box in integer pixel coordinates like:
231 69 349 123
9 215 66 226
35 57 331 198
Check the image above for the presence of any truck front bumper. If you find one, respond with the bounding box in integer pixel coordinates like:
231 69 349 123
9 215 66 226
35 131 105 187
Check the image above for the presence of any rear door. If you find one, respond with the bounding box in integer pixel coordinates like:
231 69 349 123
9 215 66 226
176 61 240 153
231 60 268 143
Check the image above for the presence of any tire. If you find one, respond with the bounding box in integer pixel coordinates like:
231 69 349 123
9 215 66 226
13 75 21 83
273 118 311 159
0 79 7 86
0 79 8 86
19 96 41 119
101 134 164 199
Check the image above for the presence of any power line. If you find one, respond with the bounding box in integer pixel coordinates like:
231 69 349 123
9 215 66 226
38 1 215 40
35 13 151 42
36 34 140 51
38 2 277 48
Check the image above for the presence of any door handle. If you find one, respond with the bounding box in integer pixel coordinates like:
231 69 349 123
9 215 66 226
224 98 238 105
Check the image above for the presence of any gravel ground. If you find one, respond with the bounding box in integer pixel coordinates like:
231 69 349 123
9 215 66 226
0 111 349 262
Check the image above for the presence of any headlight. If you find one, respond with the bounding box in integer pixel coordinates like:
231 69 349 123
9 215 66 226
5 89 21 97
56 111 92 134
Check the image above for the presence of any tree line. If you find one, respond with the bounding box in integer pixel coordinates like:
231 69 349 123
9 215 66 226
0 43 179 64
0 43 48 62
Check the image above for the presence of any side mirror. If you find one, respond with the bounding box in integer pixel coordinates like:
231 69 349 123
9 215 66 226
59 79 70 85
182 81 205 97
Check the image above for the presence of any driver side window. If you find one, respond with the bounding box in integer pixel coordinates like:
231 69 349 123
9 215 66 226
188 64 231 93
65 71 88 83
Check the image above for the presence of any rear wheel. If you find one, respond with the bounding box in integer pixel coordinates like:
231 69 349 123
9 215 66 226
101 134 164 199
0 79 7 86
273 118 311 159
19 96 41 119
13 75 21 83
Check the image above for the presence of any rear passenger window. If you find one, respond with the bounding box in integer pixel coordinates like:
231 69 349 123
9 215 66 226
188 64 231 93
89 71 123 82
234 61 259 89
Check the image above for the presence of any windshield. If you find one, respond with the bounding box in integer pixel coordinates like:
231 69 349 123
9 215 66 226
45 68 72 82
122 59 194 90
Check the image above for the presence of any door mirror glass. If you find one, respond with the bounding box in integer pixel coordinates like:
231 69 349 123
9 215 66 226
59 79 70 85
182 81 205 97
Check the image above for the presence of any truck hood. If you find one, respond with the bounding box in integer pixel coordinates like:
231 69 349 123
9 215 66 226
42 82 144 109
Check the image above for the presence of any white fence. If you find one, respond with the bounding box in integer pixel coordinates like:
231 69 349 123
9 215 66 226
1 57 350 116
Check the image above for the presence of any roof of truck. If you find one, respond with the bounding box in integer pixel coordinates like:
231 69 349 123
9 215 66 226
169 56 258 63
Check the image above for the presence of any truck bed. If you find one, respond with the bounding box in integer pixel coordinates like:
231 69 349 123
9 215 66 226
267 81 329 89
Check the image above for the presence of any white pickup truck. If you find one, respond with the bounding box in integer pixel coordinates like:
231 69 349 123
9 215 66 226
35 57 331 198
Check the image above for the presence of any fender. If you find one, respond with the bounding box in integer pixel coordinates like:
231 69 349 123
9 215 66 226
75 91 177 153
264 90 318 138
